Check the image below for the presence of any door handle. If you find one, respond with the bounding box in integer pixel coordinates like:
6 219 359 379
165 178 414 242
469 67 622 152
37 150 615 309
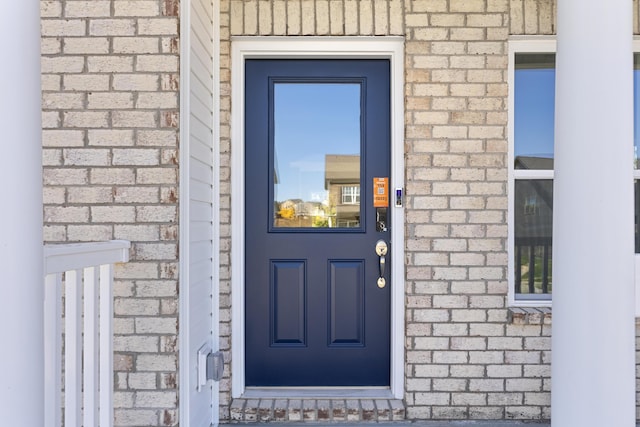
375 240 388 288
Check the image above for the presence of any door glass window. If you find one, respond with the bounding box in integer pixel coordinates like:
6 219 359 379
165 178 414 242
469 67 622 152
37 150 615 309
273 83 361 228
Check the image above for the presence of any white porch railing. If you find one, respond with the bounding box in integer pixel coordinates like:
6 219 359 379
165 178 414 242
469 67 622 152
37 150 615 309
44 240 131 427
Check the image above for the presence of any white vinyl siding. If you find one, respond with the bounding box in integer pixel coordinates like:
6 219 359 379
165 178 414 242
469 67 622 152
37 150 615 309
180 0 219 425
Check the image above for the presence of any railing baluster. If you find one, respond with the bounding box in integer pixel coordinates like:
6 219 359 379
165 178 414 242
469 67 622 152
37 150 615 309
84 266 100 427
44 273 62 427
515 244 522 294
99 263 114 427
528 245 535 294
65 269 83 427
542 244 550 294
514 239 552 297
44 240 129 427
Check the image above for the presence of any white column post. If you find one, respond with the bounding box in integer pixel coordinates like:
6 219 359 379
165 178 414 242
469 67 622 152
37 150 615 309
0 2 44 426
552 1 635 426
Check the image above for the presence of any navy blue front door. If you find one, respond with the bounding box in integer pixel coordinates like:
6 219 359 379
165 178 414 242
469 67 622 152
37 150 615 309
245 59 390 386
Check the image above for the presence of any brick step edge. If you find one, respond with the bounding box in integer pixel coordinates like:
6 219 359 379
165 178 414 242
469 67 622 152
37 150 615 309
229 398 406 423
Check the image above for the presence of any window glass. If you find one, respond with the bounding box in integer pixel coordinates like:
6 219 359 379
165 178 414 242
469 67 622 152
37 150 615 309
513 52 555 299
514 54 555 170
635 56 640 253
273 83 361 228
341 185 360 205
513 48 640 301
636 180 640 253
635 54 640 168
514 180 553 298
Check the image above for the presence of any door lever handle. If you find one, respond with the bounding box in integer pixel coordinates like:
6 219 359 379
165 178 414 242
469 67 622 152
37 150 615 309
375 240 388 288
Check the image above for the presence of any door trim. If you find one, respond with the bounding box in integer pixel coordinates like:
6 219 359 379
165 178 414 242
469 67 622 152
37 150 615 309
231 37 405 399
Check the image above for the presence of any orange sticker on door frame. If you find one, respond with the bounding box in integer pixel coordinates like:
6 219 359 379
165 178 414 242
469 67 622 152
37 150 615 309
373 177 389 207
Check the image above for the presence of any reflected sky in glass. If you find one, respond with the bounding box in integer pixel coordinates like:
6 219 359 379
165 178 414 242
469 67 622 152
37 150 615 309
514 54 555 169
635 54 640 166
516 53 640 169
274 83 361 202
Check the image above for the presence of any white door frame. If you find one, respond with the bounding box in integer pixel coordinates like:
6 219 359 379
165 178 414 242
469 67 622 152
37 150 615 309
231 37 405 399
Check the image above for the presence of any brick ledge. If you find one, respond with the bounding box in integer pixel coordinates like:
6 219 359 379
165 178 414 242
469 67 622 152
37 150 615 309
508 307 552 324
229 398 405 423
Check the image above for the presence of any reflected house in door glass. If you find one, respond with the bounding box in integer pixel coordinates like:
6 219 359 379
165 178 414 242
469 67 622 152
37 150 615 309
325 154 361 228
273 154 361 228
273 150 329 228
275 199 326 227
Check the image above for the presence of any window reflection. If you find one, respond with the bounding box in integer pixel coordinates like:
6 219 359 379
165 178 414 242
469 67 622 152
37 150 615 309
636 180 640 253
341 185 360 205
633 56 640 252
512 50 640 299
273 83 361 228
514 180 553 298
514 53 555 170
513 53 555 298
635 54 640 168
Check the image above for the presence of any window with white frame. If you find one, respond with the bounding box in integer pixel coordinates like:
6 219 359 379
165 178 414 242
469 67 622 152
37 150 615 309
510 41 555 302
341 185 360 205
509 39 640 305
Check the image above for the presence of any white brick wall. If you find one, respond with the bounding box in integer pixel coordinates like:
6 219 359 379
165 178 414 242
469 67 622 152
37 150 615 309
41 0 180 425
42 0 640 425
223 0 511 421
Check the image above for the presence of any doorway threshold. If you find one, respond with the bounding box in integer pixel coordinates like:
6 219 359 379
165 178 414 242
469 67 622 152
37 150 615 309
242 387 394 399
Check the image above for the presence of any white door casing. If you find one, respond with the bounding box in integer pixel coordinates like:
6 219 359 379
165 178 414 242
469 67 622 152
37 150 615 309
179 0 220 425
230 37 405 399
